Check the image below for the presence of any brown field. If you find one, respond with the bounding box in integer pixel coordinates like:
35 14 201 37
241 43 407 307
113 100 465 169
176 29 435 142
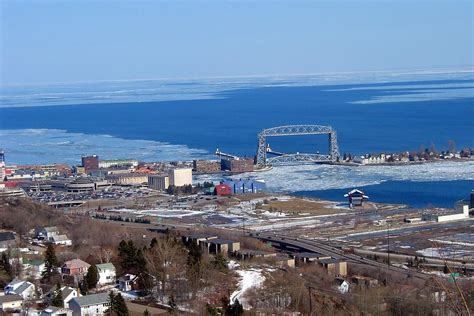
260 197 342 215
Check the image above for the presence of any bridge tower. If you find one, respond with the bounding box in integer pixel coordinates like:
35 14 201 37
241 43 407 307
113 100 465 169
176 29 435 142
255 125 340 168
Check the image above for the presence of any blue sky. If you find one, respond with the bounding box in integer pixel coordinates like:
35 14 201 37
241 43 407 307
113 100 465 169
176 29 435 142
1 0 472 85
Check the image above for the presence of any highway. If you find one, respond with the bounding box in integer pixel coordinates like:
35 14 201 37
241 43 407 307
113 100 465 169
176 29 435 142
253 233 431 281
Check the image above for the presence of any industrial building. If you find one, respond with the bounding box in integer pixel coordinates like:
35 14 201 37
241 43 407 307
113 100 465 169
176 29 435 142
148 174 169 191
220 157 254 173
81 155 99 174
169 168 192 187
223 179 266 194
105 173 148 186
422 204 470 222
193 160 221 173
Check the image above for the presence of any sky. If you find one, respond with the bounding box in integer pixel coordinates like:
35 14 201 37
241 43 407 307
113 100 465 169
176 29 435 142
0 0 473 85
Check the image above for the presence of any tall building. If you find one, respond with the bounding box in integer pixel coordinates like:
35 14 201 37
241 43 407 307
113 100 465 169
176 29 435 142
169 168 192 187
148 174 169 191
0 150 5 182
81 155 99 174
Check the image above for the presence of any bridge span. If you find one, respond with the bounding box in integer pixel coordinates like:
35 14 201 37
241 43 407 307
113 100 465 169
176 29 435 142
256 125 340 168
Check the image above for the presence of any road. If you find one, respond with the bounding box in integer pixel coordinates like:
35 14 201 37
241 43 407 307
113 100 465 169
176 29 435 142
254 233 431 281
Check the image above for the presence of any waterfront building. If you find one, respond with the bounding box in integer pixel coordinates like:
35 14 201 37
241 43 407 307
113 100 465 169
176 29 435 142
81 155 99 174
223 179 266 194
220 157 254 173
169 168 192 187
193 160 221 173
344 189 369 207
422 204 470 222
148 174 169 190
106 173 148 186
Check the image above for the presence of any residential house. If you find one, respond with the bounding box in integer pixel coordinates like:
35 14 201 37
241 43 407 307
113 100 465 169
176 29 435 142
23 259 46 279
36 226 60 240
96 263 116 286
0 294 23 312
118 274 139 292
335 278 350 294
0 231 16 249
61 259 91 284
41 306 73 316
4 279 35 299
50 234 72 246
69 292 110 316
45 286 79 309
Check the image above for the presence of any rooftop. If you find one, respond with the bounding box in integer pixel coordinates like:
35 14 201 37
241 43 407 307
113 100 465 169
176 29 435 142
0 294 23 303
70 292 109 307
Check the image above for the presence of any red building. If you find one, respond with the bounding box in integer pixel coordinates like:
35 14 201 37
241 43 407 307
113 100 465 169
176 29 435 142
214 183 231 196
81 155 99 174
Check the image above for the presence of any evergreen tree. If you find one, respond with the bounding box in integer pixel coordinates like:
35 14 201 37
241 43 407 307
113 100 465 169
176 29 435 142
225 299 244 316
212 254 228 272
42 243 58 280
143 309 150 316
51 282 64 307
149 237 158 249
85 265 99 289
107 291 128 316
0 252 12 278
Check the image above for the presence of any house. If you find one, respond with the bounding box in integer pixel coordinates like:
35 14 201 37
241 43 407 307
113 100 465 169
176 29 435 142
118 274 139 292
50 234 72 246
0 231 16 248
344 189 369 207
36 226 60 240
41 306 73 316
0 294 23 312
23 258 46 279
4 279 36 299
62 259 91 284
62 259 90 277
45 286 79 308
96 263 116 285
200 239 240 255
69 292 110 316
335 278 350 294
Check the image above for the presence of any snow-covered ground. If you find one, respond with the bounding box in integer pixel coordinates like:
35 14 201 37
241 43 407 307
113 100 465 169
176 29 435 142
229 268 266 309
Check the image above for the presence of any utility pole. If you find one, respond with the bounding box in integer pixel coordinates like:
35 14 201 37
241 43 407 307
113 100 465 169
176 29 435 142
387 222 390 266
308 286 313 315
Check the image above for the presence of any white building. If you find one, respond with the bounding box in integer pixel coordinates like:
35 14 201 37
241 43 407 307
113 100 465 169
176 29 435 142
50 234 72 246
96 263 116 285
23 259 46 279
41 306 73 316
36 226 60 240
98 159 138 169
148 174 169 191
169 168 192 187
4 279 35 300
69 292 109 316
422 205 470 223
45 286 79 309
0 294 23 312
118 274 138 292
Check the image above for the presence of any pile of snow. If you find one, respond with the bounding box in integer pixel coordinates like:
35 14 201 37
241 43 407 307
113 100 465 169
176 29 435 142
230 268 265 309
